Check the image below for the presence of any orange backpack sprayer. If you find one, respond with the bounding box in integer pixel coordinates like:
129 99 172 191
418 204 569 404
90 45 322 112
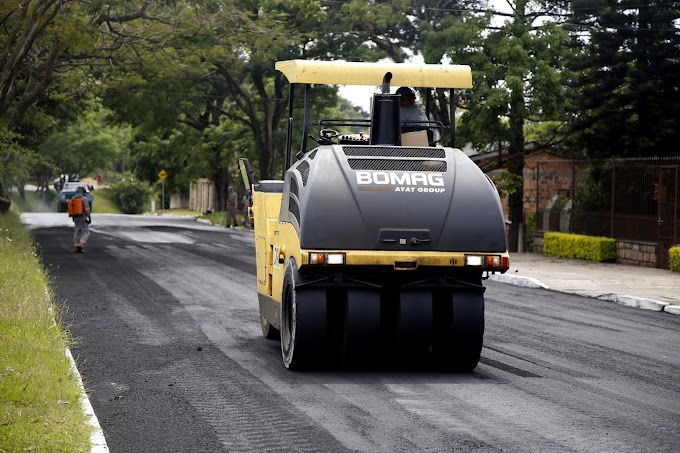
67 197 84 217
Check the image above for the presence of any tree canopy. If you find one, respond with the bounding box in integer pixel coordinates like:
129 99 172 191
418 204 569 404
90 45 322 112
420 0 572 250
566 0 680 159
1 0 678 223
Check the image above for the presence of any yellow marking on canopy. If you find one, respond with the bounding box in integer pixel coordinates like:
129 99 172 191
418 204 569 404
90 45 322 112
275 60 472 88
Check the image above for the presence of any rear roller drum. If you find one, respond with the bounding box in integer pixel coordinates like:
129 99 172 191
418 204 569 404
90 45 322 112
432 289 485 371
280 258 326 370
397 290 433 366
342 289 381 367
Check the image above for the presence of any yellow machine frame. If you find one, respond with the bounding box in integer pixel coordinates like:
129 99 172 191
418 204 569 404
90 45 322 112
250 60 508 327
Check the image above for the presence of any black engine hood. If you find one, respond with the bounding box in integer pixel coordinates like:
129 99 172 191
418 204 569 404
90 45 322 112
279 145 508 253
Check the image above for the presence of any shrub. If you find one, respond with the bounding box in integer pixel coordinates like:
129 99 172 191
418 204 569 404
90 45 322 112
670 246 680 272
544 232 616 262
110 177 148 214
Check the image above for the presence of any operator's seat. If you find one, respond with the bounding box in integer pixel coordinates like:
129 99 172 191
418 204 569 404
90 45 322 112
401 130 429 147
403 125 438 147
256 180 284 193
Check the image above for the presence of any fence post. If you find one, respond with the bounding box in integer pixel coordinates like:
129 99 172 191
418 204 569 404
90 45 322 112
560 199 572 233
536 161 540 222
571 160 576 233
543 194 558 231
610 162 616 238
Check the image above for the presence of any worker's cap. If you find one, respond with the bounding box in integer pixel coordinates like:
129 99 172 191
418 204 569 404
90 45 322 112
396 87 415 98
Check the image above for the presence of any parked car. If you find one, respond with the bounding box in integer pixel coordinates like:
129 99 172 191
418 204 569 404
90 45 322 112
53 174 80 192
57 182 94 213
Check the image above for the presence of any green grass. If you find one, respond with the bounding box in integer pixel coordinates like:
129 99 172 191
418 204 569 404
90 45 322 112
197 210 250 227
145 209 248 228
9 190 56 213
88 188 122 214
9 187 123 214
0 211 91 452
154 209 202 217
200 211 227 225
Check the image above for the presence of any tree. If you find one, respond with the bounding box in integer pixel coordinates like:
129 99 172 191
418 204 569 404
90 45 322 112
98 0 395 208
420 0 572 251
0 0 168 205
0 130 40 212
566 0 680 158
97 0 284 206
39 106 131 181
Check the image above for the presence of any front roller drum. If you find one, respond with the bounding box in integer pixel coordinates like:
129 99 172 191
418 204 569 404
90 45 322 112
432 289 485 371
280 258 326 370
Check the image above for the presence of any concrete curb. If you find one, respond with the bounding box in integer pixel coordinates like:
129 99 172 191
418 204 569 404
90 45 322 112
597 294 669 312
665 305 680 315
492 274 679 316
488 274 550 289
66 349 109 452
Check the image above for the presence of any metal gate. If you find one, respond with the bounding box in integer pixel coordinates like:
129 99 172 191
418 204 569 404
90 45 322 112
657 166 679 268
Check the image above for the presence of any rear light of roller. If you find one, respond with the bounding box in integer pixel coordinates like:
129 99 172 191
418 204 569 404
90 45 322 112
309 252 325 265
309 252 345 265
485 255 501 267
465 254 508 270
465 255 483 266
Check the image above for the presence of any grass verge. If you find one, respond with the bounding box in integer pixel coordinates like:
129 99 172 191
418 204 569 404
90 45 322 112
197 211 250 227
143 209 247 227
88 188 122 214
0 211 91 452
9 189 56 213
10 186 123 215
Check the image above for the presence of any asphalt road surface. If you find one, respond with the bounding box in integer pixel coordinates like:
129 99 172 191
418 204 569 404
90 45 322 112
24 213 680 453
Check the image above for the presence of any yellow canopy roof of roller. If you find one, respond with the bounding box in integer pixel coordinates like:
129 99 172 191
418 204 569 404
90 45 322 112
275 60 472 89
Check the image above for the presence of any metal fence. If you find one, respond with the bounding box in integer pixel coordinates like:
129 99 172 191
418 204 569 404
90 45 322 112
533 156 680 266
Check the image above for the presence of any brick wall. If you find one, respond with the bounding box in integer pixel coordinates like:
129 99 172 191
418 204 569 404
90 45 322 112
533 231 544 254
486 152 587 220
524 155 586 215
617 240 658 268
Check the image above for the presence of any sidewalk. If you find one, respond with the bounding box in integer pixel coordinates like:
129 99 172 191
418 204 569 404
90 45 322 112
489 253 680 315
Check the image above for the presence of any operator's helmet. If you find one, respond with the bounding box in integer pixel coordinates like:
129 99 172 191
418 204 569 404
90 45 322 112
396 86 415 99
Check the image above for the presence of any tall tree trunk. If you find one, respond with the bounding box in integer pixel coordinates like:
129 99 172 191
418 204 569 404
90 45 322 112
0 179 11 214
207 145 229 211
507 92 525 252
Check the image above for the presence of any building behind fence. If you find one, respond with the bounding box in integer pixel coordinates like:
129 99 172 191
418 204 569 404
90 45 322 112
529 156 679 268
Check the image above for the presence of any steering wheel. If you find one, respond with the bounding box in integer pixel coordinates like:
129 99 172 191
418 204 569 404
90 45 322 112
320 129 339 141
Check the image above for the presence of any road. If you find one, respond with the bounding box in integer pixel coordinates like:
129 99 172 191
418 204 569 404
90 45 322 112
24 213 680 453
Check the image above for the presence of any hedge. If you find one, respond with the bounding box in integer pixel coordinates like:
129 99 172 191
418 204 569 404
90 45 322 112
110 177 148 214
543 232 616 262
670 245 680 272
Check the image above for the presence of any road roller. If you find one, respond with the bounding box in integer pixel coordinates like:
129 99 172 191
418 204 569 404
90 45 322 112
239 60 509 370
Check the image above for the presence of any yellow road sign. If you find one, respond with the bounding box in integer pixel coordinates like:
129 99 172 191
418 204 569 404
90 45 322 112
158 170 167 180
